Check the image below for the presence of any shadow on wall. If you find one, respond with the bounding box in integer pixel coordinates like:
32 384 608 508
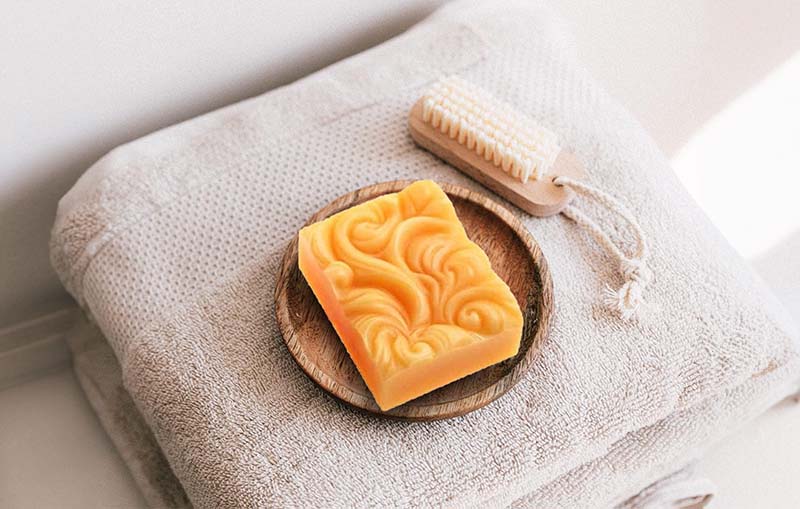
559 0 800 156
671 49 800 262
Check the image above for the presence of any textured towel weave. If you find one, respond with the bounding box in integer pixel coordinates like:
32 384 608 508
52 1 799 507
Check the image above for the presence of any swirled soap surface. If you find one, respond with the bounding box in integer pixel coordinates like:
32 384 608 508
298 180 523 410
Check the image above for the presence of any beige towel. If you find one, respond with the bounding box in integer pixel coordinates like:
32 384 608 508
52 1 800 507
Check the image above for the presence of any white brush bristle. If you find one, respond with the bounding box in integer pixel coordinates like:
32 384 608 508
421 76 560 183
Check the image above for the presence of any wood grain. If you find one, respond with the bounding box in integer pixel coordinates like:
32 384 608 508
274 181 553 421
408 98 586 217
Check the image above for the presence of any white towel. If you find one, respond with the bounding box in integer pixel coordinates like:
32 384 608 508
52 1 800 507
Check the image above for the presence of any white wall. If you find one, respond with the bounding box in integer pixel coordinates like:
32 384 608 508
2 0 799 330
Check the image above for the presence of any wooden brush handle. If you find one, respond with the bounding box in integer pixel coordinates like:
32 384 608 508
408 98 586 217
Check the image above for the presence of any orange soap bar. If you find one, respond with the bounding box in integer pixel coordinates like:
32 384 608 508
298 180 523 410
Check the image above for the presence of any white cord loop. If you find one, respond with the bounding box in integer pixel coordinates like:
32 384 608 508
554 175 653 320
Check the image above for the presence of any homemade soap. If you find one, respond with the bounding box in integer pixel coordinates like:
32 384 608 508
298 180 523 410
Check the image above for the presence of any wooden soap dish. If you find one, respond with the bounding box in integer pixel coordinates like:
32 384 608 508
274 181 553 421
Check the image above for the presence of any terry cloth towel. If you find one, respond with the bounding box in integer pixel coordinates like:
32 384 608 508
66 315 721 509
51 0 800 507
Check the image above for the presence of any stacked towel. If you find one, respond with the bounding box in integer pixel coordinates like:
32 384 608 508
52 1 800 507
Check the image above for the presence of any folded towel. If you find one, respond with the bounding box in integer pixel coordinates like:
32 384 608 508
52 1 800 507
67 316 189 508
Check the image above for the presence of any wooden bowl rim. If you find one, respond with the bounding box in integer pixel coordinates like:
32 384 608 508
274 180 553 421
